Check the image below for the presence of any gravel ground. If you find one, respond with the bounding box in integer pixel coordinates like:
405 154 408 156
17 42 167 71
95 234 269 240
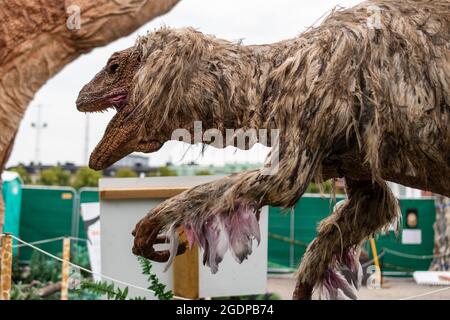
267 274 450 300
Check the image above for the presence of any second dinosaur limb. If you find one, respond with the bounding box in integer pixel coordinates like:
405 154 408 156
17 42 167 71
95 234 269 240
293 178 401 300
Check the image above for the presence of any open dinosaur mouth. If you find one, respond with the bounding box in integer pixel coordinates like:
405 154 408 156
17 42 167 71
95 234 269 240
76 93 162 170
76 92 129 113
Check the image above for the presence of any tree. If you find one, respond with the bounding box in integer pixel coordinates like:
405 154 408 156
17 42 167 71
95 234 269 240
115 168 138 178
38 167 70 186
9 166 32 184
195 169 212 176
306 181 336 194
72 167 102 189
158 166 178 176
146 166 177 177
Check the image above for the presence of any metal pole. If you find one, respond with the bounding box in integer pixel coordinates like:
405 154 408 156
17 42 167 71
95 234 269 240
289 208 295 268
84 114 90 165
31 104 47 164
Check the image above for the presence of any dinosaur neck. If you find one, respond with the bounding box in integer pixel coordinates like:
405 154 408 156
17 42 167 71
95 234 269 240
135 28 301 148
183 38 273 133
184 35 304 133
187 39 296 131
136 28 291 136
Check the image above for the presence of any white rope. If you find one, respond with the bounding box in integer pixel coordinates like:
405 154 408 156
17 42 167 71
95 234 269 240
5 234 449 300
361 251 385 268
399 286 450 300
0 233 189 300
6 236 87 249
383 247 450 260
68 236 88 243
12 236 66 248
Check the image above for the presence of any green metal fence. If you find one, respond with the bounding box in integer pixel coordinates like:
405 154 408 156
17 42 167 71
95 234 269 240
268 195 436 275
18 186 99 262
268 194 345 269
19 186 77 261
16 185 436 274
364 198 436 275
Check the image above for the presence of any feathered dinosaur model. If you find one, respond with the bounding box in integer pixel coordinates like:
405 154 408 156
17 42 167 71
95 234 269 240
76 0 450 299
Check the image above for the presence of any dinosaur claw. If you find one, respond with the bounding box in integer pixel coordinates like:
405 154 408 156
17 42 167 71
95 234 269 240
132 215 187 264
134 239 187 263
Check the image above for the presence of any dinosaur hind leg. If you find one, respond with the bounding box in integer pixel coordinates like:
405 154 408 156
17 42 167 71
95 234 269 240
293 178 401 300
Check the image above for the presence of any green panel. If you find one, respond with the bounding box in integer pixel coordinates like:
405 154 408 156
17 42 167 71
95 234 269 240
79 188 99 203
2 177 22 256
268 207 292 268
77 188 99 240
19 187 76 261
367 198 436 274
293 196 346 268
268 195 345 269
268 196 436 275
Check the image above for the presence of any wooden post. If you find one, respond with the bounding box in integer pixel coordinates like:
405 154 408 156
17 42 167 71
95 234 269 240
173 230 199 299
0 182 4 235
0 233 13 300
61 237 71 300
369 237 382 287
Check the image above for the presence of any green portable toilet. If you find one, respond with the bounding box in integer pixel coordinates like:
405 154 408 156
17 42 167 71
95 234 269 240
19 186 77 261
1 171 22 256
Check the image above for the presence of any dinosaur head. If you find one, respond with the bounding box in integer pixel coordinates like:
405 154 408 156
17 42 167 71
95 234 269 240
76 46 163 170
77 27 260 170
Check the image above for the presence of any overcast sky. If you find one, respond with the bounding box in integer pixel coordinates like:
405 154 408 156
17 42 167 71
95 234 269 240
7 0 362 168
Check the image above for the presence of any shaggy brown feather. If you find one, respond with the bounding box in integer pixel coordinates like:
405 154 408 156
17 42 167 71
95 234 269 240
77 0 450 299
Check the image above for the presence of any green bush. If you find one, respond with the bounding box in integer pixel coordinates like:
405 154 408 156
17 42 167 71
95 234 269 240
72 167 102 189
38 167 71 186
79 256 173 300
115 168 138 178
9 166 32 184
195 169 212 176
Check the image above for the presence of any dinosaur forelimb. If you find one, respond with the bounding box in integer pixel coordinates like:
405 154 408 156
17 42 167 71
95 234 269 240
132 134 324 273
132 174 263 273
293 178 401 300
132 197 261 273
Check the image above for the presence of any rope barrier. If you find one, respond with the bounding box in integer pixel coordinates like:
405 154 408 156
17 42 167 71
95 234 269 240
68 237 88 243
399 286 450 300
268 231 449 261
268 232 308 247
361 251 385 268
12 236 66 248
0 236 88 250
0 233 189 301
3 233 449 300
382 247 450 260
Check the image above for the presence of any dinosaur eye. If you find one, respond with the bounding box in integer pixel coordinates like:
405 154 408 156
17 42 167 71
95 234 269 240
108 63 120 74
